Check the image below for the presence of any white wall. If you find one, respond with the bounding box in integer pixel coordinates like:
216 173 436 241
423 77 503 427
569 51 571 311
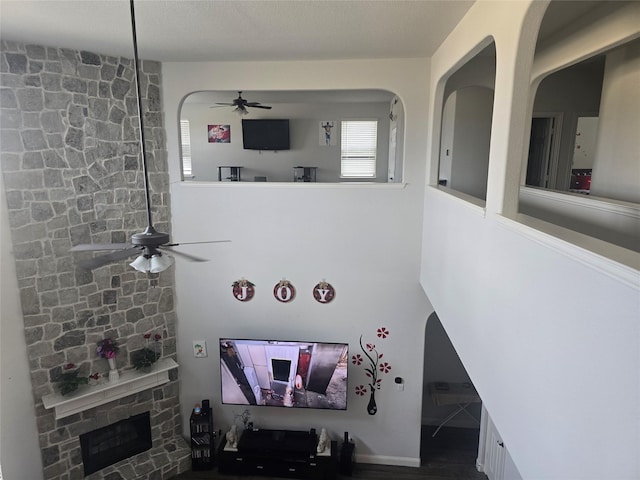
443 48 496 100
0 176 43 479
422 2 639 479
449 86 494 200
182 100 391 183
162 58 433 466
591 40 640 202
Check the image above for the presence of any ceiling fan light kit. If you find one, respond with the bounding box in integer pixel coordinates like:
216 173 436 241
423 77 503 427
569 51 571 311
130 253 174 274
130 254 151 272
150 254 174 273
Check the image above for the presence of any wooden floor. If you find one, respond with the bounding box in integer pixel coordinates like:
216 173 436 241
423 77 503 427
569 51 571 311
172 426 488 480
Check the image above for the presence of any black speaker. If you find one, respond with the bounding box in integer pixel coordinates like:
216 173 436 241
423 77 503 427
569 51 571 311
202 399 210 413
340 434 355 476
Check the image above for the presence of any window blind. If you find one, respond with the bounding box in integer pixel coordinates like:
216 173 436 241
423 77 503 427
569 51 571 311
180 120 193 177
341 120 377 178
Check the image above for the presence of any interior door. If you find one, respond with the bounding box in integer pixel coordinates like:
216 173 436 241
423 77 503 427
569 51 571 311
483 417 506 480
388 121 397 181
526 117 553 187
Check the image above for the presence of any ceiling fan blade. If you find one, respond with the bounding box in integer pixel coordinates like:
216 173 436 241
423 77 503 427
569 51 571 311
215 102 235 106
250 105 272 109
70 243 135 252
76 247 142 269
164 240 231 246
158 246 208 262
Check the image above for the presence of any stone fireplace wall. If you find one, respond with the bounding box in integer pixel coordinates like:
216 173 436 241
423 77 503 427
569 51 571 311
0 41 190 479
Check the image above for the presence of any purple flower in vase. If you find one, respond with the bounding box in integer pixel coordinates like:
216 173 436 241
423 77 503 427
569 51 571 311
96 337 119 359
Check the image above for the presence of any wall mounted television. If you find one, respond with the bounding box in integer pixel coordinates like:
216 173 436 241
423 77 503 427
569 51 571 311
241 119 290 151
219 338 348 410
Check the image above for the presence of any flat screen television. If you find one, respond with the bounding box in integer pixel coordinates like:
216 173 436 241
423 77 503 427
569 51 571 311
241 119 290 151
220 338 348 410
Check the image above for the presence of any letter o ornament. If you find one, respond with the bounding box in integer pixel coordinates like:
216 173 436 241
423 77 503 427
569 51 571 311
273 281 296 303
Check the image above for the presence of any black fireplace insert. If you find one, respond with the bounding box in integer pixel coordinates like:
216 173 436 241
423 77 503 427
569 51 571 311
80 411 152 475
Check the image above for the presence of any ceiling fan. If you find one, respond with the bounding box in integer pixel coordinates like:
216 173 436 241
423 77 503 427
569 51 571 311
70 0 229 273
212 91 272 115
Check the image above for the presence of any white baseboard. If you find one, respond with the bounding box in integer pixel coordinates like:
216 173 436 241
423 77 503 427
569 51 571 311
355 454 421 468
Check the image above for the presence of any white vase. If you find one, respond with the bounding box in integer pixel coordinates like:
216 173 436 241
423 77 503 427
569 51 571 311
107 357 119 382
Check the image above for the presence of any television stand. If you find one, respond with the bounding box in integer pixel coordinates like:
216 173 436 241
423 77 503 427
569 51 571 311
218 428 337 479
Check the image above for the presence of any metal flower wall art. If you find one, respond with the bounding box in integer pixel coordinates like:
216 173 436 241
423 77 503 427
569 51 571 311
353 327 392 415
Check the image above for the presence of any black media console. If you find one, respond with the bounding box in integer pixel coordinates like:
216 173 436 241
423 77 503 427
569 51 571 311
218 428 338 479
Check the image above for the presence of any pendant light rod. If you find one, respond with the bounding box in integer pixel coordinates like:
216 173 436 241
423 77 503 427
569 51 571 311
129 0 154 231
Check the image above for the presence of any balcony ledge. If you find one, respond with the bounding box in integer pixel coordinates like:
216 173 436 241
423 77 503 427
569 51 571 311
42 358 178 419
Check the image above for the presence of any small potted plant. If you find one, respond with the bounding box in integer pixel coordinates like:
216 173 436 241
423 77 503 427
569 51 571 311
132 333 162 372
96 337 119 363
96 336 120 381
54 363 100 396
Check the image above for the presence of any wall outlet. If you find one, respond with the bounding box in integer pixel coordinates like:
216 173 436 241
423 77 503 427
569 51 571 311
193 340 207 357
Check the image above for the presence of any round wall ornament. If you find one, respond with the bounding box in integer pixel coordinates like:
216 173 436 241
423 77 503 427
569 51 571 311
273 279 296 303
313 281 335 304
232 279 255 302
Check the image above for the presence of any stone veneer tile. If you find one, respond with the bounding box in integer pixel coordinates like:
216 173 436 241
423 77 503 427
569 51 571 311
1 41 187 479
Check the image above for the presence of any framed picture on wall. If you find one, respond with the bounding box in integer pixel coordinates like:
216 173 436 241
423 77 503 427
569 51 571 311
208 124 231 143
319 121 337 146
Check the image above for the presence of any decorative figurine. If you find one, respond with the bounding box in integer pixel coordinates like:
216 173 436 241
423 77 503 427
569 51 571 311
226 424 238 448
317 428 329 453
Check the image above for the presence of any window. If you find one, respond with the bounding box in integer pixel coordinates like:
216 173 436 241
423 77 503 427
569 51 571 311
341 120 378 178
180 120 193 178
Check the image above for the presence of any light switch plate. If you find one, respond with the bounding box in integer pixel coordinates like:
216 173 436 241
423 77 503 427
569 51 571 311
193 340 207 357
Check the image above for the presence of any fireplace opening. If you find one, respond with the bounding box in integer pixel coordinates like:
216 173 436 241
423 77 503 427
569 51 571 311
80 411 152 475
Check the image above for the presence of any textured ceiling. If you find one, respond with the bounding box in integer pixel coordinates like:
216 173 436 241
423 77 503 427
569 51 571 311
0 0 475 62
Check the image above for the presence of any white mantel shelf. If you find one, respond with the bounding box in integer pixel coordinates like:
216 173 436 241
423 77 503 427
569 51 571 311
42 358 178 420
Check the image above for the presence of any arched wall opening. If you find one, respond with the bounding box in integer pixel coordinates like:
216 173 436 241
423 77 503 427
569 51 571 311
421 312 481 464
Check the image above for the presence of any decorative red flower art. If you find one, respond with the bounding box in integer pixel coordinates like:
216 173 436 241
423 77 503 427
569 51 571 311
355 385 367 396
357 327 392 415
377 327 389 339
